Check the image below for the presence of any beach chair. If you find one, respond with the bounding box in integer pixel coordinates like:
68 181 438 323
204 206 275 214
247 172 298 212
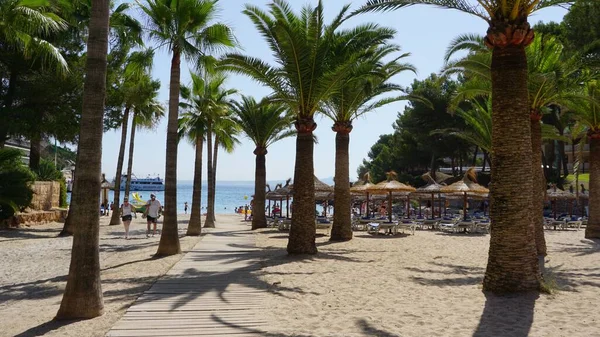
439 218 460 232
366 222 398 235
278 219 291 231
473 220 490 234
396 221 416 235
315 219 332 236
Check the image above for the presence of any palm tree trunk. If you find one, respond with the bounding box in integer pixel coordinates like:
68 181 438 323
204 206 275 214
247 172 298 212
204 122 215 228
29 132 41 171
482 151 488 172
330 128 352 241
252 148 267 230
558 139 568 177
156 49 182 256
187 136 203 235
287 120 317 254
125 115 136 198
585 136 600 238
109 107 130 226
210 136 219 223
483 45 540 293
472 146 479 166
531 118 547 256
55 0 108 318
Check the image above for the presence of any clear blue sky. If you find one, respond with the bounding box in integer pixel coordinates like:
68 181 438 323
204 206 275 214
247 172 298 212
100 0 567 182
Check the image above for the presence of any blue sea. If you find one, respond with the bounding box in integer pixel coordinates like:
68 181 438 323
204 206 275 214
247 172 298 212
89 180 298 215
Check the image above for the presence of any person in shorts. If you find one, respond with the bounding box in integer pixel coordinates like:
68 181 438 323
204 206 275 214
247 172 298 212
144 193 162 237
120 198 136 239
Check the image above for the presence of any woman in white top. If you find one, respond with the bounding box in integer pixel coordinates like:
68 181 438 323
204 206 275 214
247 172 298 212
120 198 136 239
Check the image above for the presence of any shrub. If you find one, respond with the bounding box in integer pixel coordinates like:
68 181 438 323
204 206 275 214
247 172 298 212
0 149 35 219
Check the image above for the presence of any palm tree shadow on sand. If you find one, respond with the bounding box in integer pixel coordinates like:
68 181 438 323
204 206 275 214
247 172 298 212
473 292 538 337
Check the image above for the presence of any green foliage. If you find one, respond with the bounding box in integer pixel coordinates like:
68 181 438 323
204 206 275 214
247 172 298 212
35 159 62 181
222 0 393 121
0 148 35 219
359 75 471 182
230 96 294 151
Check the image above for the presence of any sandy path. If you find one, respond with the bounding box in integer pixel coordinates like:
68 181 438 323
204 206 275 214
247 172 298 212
255 228 600 337
0 214 244 337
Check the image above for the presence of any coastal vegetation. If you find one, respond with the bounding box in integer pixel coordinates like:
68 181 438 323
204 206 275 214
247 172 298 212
2 0 600 325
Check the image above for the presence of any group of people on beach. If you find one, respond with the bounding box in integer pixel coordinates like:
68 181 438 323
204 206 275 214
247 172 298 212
119 193 162 240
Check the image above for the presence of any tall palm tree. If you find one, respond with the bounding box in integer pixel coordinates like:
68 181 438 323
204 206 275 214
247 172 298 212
222 0 391 254
356 0 573 292
200 73 238 228
138 0 235 256
322 43 415 241
55 0 109 319
178 110 206 236
124 79 164 198
177 71 224 235
231 96 294 229
109 50 155 226
573 80 600 239
445 33 589 258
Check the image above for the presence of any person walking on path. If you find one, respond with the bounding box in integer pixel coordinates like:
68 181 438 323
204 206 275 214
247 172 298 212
144 193 162 237
184 202 188 214
120 198 136 239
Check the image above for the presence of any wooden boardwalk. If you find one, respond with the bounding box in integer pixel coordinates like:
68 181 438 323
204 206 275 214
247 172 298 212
107 222 267 337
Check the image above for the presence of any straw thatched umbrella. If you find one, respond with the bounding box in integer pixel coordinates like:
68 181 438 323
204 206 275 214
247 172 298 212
100 173 112 215
366 171 416 222
413 173 444 219
350 173 375 217
440 168 489 220
546 185 575 219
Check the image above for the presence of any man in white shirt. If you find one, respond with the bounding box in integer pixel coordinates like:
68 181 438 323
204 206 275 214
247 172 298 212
144 193 162 237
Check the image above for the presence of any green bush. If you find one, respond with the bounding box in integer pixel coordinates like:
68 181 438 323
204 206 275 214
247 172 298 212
35 159 63 181
0 149 35 219
59 177 68 207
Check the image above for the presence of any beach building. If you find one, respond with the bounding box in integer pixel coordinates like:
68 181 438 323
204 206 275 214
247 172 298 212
5 137 30 165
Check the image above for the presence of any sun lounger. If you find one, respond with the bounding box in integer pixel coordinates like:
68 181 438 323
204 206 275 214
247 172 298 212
367 222 398 235
396 221 416 235
315 221 332 236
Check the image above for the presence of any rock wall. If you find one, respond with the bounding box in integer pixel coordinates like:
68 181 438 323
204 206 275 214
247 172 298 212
30 181 60 211
0 209 68 229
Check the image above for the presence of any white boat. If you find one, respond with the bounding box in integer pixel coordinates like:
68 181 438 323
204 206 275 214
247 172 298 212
115 174 164 191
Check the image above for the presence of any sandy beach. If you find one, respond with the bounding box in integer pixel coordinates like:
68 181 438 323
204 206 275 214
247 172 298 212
0 213 204 337
255 227 600 337
2 214 599 337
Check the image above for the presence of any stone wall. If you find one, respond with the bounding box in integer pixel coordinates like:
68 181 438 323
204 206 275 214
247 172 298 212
0 209 68 229
30 181 60 211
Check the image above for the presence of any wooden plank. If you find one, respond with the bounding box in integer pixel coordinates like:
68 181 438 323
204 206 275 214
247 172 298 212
107 222 267 337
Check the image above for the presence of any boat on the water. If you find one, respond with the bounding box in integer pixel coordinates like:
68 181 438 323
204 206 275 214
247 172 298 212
113 174 164 191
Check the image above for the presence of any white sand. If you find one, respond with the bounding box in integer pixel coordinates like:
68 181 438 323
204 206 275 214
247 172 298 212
2 214 599 337
0 213 206 337
255 228 600 337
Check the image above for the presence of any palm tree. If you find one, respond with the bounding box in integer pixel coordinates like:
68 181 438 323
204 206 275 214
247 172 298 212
210 117 240 220
445 33 589 258
55 0 109 319
138 0 235 256
573 80 600 239
0 0 69 147
178 110 206 235
177 71 222 235
109 50 155 226
124 79 164 198
222 0 392 254
321 43 415 241
231 96 294 229
199 73 238 228
355 0 573 292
